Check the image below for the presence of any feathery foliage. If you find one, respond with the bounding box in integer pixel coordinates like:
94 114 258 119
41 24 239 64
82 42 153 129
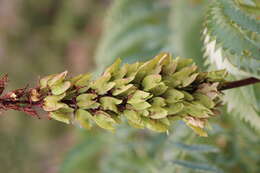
203 0 260 130
169 0 207 68
57 0 260 172
94 0 170 73
1 0 259 172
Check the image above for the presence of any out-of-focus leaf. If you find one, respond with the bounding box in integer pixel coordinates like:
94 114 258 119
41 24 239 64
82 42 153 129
94 0 170 73
173 160 223 173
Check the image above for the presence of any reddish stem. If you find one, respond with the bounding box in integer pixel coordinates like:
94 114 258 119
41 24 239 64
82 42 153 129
219 77 260 90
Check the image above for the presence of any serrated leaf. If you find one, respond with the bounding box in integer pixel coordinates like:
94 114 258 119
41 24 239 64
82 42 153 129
203 0 260 78
203 0 260 131
224 77 260 131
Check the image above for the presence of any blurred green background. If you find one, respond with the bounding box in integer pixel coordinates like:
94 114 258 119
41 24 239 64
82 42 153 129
0 0 104 172
0 0 259 173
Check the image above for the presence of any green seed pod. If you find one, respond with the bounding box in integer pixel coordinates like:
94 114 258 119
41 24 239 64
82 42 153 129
39 53 227 136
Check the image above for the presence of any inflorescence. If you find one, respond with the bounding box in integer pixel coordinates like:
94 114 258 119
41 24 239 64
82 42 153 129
0 53 228 136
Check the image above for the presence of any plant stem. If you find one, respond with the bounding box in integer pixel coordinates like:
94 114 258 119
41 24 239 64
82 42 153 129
219 77 260 91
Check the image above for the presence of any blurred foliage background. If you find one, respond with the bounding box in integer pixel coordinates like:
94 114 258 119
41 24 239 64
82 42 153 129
0 0 259 173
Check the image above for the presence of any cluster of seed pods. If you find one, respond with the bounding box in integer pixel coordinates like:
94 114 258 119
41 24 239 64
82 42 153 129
38 53 227 136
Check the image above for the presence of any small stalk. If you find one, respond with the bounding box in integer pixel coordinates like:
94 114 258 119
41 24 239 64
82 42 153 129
219 77 260 91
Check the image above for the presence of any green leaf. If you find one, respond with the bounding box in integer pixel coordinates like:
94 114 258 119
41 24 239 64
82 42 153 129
169 0 206 68
59 134 105 173
173 160 222 173
174 143 219 153
224 77 260 131
203 0 260 130
94 0 170 73
203 0 260 78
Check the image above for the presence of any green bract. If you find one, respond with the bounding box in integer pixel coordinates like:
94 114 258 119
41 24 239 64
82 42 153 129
40 53 227 136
